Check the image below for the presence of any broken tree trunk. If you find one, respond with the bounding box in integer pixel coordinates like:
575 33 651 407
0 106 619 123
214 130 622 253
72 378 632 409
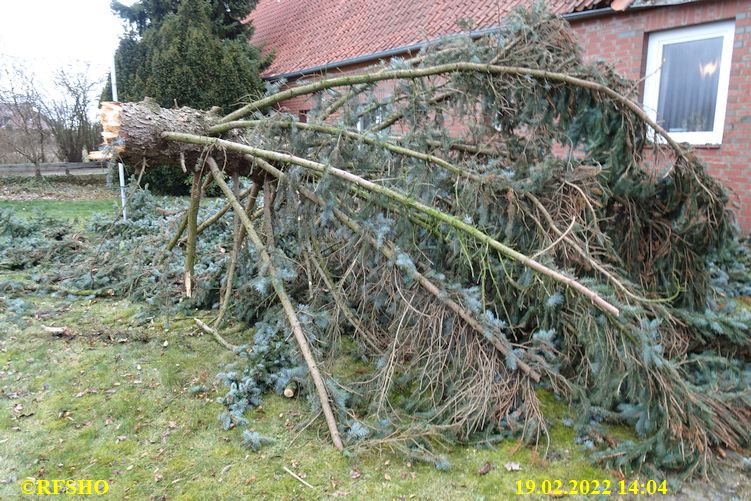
87 11 747 473
98 99 260 179
95 99 620 317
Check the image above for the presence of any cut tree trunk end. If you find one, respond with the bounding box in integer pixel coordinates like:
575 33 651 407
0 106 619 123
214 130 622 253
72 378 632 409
94 99 262 179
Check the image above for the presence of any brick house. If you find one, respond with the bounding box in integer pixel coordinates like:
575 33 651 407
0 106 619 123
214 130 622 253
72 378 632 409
248 0 751 230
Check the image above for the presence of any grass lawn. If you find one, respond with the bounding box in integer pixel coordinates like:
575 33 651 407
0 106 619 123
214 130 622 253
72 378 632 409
1 193 747 500
0 176 119 227
0 199 118 222
0 293 609 500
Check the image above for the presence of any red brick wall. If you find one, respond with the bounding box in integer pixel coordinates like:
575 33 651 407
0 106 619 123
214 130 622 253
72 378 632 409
274 0 751 230
569 0 751 230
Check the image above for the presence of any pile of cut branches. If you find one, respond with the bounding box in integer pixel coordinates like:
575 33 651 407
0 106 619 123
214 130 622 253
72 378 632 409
93 7 749 476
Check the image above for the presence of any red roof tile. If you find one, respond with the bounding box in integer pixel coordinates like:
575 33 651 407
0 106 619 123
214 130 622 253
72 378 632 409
249 0 607 78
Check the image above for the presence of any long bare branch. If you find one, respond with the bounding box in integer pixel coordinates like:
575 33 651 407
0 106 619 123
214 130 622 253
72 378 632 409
214 62 685 157
206 157 344 451
164 132 620 317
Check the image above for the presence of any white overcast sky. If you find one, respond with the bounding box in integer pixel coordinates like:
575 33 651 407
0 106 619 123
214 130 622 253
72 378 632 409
0 0 135 91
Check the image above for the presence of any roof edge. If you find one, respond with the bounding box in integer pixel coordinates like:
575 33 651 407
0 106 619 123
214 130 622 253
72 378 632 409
262 26 501 81
561 6 617 20
562 0 707 20
262 0 699 81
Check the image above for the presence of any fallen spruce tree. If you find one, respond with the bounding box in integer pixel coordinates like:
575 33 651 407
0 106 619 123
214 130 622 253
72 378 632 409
90 7 749 477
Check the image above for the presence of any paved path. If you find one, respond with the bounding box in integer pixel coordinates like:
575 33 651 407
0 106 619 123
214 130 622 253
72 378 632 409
0 162 107 177
0 167 107 177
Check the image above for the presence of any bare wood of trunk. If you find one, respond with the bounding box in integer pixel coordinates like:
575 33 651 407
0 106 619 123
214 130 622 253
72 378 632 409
205 157 344 452
96 99 257 177
101 99 208 166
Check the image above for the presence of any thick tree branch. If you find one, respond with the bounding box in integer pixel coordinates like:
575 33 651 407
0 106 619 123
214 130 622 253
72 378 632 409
250 155 542 382
164 132 620 317
184 169 203 298
206 157 344 451
214 62 685 158
210 119 484 181
216 181 261 328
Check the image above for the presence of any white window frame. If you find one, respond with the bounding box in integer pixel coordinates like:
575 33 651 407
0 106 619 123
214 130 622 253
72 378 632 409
643 21 735 145
356 107 384 133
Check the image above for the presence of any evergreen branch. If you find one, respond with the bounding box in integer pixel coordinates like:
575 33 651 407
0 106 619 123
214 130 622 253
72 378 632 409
216 179 261 328
306 239 382 352
249 155 543 382
166 184 262 252
524 192 680 305
206 156 345 451
370 91 454 133
164 132 620 317
307 45 453 121
213 62 686 159
210 119 483 181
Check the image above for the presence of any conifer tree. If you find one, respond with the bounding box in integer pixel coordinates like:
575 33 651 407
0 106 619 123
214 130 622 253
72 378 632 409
93 7 751 474
106 0 264 110
103 0 266 193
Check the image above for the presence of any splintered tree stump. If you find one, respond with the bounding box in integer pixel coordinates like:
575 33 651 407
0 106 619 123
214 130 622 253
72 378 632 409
96 98 256 176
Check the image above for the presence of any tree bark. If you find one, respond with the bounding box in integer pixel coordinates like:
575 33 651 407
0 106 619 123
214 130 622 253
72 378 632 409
184 169 203 298
98 99 257 177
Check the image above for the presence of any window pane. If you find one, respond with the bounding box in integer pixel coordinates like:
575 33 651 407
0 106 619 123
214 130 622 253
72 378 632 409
357 108 384 131
656 36 723 132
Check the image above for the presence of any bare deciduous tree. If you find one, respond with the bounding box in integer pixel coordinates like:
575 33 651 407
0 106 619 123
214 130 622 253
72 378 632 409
43 66 102 163
0 63 53 177
0 60 102 172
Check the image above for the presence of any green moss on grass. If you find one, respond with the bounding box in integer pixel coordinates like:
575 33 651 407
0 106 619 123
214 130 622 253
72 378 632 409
1 287 621 501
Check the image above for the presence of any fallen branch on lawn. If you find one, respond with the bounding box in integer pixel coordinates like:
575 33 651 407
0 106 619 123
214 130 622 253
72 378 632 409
163 131 619 317
194 318 239 351
206 156 344 451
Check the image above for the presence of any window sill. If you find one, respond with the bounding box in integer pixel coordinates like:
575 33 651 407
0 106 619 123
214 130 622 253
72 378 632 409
644 142 721 150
